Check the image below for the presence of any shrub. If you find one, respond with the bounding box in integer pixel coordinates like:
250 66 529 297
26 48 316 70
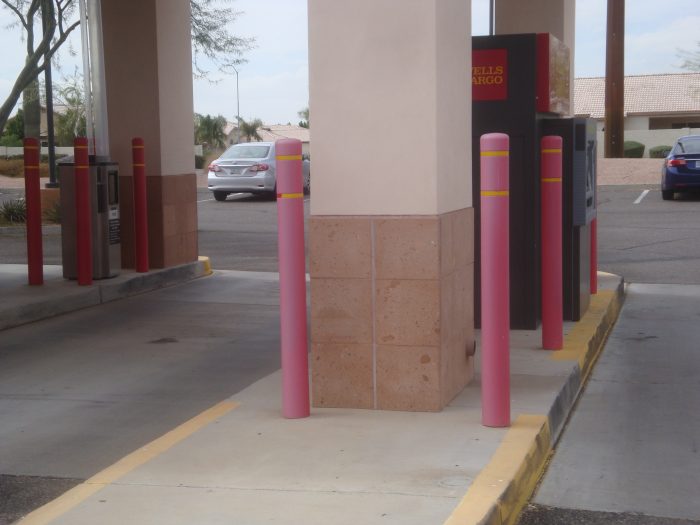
623 141 645 158
649 145 672 158
43 200 61 224
0 198 27 223
195 154 205 169
0 159 51 178
0 134 22 147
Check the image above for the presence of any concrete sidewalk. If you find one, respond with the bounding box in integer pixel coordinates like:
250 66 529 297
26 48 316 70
1 260 624 525
0 259 212 331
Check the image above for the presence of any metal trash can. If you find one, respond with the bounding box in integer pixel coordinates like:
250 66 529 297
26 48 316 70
59 156 121 279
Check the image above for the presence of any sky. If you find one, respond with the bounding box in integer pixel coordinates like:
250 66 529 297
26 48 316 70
0 0 698 126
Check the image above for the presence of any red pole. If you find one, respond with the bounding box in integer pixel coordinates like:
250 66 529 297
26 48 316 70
74 137 92 285
541 136 563 350
480 133 510 428
132 137 149 272
23 138 43 285
275 138 310 419
590 218 598 294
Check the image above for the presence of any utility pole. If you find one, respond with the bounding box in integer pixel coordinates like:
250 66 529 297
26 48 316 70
233 65 240 144
605 0 625 158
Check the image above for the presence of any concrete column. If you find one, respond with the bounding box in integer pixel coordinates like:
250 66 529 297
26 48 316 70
101 0 197 268
495 0 576 115
308 0 474 411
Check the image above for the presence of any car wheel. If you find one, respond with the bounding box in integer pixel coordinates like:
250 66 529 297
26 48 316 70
303 173 310 195
213 191 229 202
661 189 674 201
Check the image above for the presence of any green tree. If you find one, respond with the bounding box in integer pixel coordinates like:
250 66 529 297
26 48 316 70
53 74 86 146
191 0 254 79
298 106 309 128
0 0 255 137
679 41 700 71
194 113 226 151
4 108 24 138
238 117 263 142
0 108 24 146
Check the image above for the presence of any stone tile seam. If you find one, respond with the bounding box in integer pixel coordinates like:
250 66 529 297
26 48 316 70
370 219 378 410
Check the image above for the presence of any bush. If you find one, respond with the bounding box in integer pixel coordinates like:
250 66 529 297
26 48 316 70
43 200 61 224
0 134 22 147
195 154 205 169
649 145 672 158
0 198 27 224
0 159 50 178
623 141 645 158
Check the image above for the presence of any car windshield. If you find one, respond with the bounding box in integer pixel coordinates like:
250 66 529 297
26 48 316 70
220 145 270 160
675 138 700 155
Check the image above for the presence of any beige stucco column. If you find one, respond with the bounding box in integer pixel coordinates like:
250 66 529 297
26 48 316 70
101 0 197 268
496 0 576 114
308 0 474 411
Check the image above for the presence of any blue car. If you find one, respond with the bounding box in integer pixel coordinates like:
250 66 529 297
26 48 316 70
662 135 700 200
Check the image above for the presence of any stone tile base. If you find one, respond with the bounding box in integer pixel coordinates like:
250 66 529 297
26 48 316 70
119 173 198 269
310 209 475 412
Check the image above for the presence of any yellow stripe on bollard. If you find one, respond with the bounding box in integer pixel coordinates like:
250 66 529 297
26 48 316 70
276 155 302 161
481 151 509 157
541 178 562 183
277 193 304 199
481 190 509 197
542 149 562 154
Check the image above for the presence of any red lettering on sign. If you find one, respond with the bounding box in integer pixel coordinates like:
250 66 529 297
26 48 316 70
472 49 508 101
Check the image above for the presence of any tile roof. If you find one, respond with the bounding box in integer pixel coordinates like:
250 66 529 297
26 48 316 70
224 123 310 143
574 73 700 119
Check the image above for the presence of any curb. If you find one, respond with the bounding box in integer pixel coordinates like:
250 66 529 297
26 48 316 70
0 256 212 332
444 275 626 525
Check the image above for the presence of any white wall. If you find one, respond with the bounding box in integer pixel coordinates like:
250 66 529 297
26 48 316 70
624 116 649 131
595 128 700 157
308 0 471 216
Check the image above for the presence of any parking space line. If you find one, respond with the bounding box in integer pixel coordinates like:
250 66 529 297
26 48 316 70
633 189 650 204
197 198 214 203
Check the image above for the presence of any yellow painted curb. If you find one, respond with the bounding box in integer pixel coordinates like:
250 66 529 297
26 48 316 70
552 284 625 382
18 400 239 525
444 277 624 525
444 415 551 525
198 255 213 275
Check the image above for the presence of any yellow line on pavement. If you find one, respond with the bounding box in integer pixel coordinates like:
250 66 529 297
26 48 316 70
444 414 551 525
18 400 239 525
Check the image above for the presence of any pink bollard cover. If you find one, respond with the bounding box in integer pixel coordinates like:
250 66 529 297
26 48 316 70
275 139 310 418
23 138 43 285
541 136 563 350
480 133 510 428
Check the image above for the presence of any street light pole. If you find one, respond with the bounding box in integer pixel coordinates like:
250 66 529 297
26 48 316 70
233 65 240 144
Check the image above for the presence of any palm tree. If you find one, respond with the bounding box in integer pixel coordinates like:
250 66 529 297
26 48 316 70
238 117 263 142
194 113 227 151
298 107 309 128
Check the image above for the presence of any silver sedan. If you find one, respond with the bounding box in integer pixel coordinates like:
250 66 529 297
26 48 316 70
207 142 310 201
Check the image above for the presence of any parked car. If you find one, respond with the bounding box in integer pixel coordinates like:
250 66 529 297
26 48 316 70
661 135 700 200
207 142 310 201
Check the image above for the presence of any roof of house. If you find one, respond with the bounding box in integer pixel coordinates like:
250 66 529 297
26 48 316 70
223 123 310 142
574 72 700 119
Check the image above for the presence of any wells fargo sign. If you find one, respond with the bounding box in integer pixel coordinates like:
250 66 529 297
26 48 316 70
472 49 508 101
